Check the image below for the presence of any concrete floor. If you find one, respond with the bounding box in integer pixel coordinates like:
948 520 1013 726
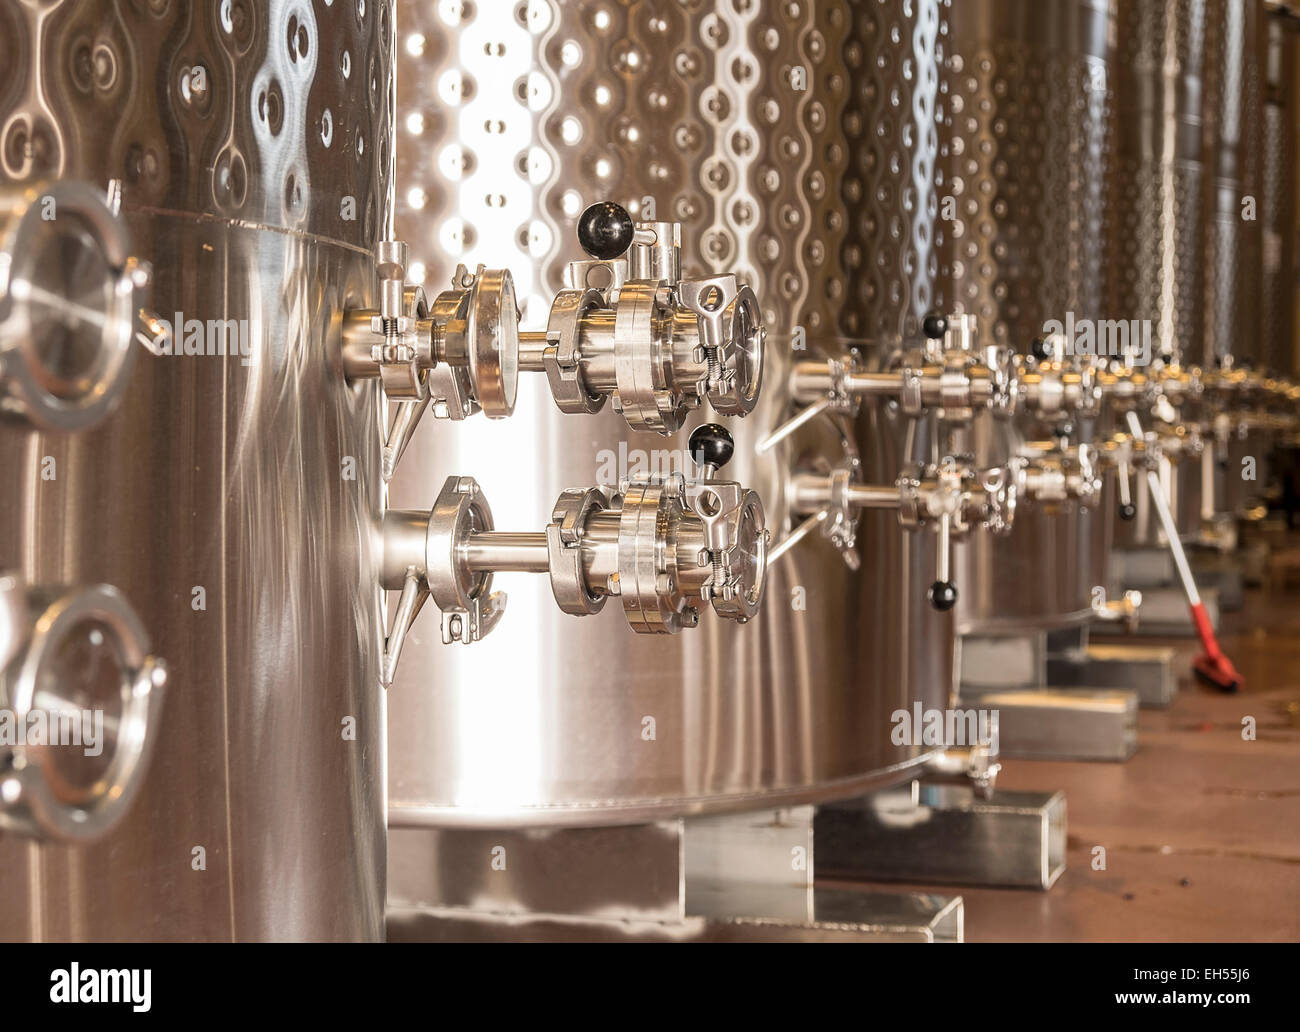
840 558 1300 942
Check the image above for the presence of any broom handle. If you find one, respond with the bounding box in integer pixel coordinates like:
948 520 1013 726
1125 410 1202 607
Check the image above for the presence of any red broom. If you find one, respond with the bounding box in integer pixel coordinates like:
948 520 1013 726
1126 411 1243 692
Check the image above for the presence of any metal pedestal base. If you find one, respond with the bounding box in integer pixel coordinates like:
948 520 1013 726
960 631 1141 758
962 687 1138 761
959 633 1044 691
386 888 963 942
386 809 964 942
1109 546 1176 588
816 785 1067 891
1046 642 1177 708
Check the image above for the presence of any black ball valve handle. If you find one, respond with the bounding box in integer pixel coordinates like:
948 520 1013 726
577 202 636 261
928 580 959 612
922 312 948 340
927 509 959 612
1115 448 1138 520
689 423 735 481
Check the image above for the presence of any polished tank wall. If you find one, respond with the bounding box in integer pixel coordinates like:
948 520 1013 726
0 0 389 940
1105 0 1210 548
1203 0 1269 519
1262 4 1299 375
385 0 951 830
953 416 1113 636
940 0 1116 633
840 0 958 745
1203 0 1266 368
836 0 948 347
1104 0 1208 368
940 0 1114 348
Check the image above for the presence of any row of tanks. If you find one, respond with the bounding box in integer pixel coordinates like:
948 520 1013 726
0 0 1296 939
386 0 1296 877
383 0 1300 936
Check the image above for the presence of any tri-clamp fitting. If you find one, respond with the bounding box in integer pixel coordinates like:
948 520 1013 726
1015 335 1103 422
896 458 1019 611
1 179 155 432
517 202 764 433
1017 440 1102 505
377 425 767 685
1097 363 1157 410
784 453 1019 611
1151 362 1204 408
1092 588 1142 631
1096 418 1205 524
927 745 1002 799
1097 430 1152 521
342 202 765 478
763 314 1015 454
0 573 167 841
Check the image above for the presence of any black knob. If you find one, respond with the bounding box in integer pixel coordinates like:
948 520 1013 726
689 423 735 473
1119 502 1137 521
1031 337 1053 362
928 581 958 611
577 201 635 260
922 312 948 340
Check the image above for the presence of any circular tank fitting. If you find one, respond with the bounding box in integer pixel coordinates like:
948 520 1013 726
0 579 167 842
0 180 142 431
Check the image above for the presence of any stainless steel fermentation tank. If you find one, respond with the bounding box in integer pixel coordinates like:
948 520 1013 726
0 0 391 940
1204 0 1270 517
1204 0 1266 370
1262 2 1299 376
1107 0 1208 369
940 0 1116 633
1098 0 1276 540
386 0 952 831
1106 0 1212 547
